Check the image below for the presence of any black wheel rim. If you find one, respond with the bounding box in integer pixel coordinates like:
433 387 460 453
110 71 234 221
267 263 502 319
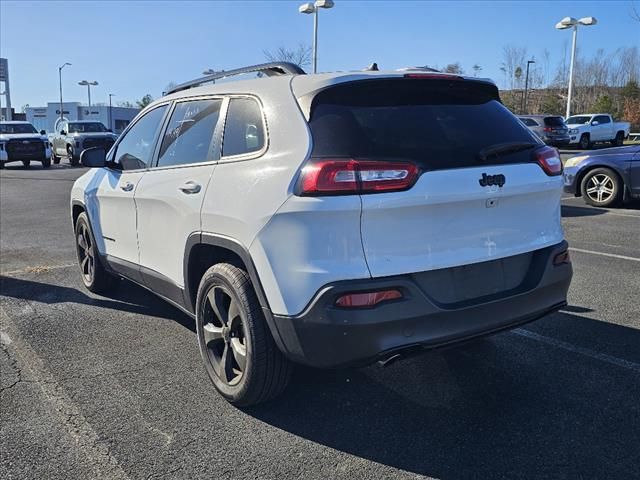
76 224 94 283
202 286 247 386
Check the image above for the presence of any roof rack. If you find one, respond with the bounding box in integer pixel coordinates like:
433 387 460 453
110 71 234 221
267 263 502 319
166 62 306 95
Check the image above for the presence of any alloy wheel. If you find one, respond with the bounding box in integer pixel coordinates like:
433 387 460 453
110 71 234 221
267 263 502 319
76 223 95 283
202 286 247 386
585 174 615 204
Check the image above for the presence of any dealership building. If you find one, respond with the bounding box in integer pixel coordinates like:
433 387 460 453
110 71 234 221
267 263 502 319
25 102 140 134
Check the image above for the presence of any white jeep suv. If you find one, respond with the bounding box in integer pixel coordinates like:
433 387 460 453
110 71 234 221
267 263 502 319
70 63 572 406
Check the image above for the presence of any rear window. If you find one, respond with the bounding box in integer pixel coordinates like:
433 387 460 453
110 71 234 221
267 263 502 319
544 117 565 127
308 79 538 170
520 118 539 127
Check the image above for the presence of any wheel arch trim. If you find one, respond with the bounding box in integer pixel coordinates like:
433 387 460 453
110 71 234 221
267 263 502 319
184 232 288 353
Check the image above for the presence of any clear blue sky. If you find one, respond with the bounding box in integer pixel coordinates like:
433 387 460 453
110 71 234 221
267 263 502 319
1 0 638 108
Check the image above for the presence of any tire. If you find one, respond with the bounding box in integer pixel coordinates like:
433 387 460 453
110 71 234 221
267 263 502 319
580 167 623 208
196 263 292 407
22 160 31 168
611 131 624 147
42 157 51 168
579 134 591 150
67 146 79 166
74 212 118 293
0 162 4 169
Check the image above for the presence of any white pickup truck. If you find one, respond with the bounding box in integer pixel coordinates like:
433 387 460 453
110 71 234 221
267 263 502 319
565 114 630 149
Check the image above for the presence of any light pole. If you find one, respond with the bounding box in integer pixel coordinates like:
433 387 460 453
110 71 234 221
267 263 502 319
555 16 597 118
108 93 115 131
523 59 535 114
58 62 71 127
78 80 98 107
298 0 335 74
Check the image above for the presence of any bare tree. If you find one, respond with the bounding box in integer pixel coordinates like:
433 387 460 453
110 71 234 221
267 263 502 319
502 46 528 90
443 62 464 74
630 0 640 22
472 64 482 77
264 44 312 70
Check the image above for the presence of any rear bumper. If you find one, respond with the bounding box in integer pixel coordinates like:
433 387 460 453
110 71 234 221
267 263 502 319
273 241 572 368
544 135 570 146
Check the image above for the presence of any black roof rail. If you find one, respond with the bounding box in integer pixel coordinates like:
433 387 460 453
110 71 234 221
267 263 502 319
166 62 306 95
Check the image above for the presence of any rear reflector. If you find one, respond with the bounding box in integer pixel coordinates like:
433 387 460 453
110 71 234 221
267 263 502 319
335 289 403 308
533 146 563 176
298 159 419 195
553 250 571 266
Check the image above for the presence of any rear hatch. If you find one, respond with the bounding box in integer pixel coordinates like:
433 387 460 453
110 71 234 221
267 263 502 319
544 116 568 136
304 76 564 279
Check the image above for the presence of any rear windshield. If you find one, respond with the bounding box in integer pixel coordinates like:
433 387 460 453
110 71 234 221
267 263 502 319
68 122 107 133
544 117 565 127
0 123 37 134
308 79 539 170
566 116 590 125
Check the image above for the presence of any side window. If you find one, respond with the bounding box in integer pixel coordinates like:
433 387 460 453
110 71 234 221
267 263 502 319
520 118 537 127
114 105 168 170
157 99 222 168
222 97 265 157
595 115 610 124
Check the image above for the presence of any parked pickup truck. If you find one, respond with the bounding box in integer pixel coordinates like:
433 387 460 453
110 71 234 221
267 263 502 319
565 114 630 149
0 121 52 169
51 120 117 166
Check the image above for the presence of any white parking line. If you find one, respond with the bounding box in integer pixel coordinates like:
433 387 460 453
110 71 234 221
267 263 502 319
569 247 640 263
513 328 640 373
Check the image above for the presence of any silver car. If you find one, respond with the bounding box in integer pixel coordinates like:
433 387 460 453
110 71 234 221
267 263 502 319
519 115 570 147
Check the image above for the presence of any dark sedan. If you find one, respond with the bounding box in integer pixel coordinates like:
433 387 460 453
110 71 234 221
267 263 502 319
563 145 640 207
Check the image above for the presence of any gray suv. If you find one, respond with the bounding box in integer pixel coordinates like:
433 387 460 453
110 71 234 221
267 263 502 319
519 115 570 147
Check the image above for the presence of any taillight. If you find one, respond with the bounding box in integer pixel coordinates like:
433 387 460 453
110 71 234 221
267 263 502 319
298 158 419 195
335 289 403 308
543 127 552 132
533 146 562 176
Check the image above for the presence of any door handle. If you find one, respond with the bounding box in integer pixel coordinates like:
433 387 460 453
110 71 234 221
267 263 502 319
178 181 201 194
120 181 134 192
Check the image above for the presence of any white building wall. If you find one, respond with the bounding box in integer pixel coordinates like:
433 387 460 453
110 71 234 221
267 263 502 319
25 103 140 134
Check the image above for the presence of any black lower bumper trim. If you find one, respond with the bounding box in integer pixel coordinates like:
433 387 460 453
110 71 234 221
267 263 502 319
272 241 572 368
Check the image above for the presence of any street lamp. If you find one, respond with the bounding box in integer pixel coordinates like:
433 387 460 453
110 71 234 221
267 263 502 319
555 16 597 118
523 59 535 114
58 62 71 127
78 80 98 107
298 0 335 74
108 93 115 131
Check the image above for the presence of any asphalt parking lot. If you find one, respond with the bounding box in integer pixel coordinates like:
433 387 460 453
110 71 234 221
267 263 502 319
1 158 639 480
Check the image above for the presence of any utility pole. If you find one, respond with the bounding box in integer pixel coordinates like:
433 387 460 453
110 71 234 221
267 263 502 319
523 60 535 114
58 63 71 127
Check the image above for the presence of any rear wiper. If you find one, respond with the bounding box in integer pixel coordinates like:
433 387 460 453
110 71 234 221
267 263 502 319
477 142 538 162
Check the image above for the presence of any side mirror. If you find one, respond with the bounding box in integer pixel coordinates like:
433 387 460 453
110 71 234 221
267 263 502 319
60 130 67 135
81 147 106 168
40 130 46 135
107 128 113 133
591 121 599 126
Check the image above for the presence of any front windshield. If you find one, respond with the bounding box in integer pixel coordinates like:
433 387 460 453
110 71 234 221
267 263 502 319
566 116 591 125
0 123 38 134
68 122 108 133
